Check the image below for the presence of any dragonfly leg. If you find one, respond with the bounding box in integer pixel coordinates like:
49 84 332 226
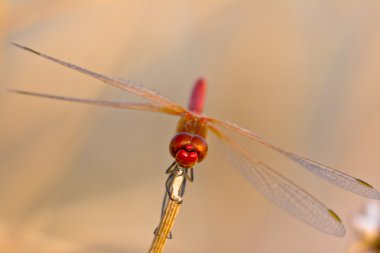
154 227 173 240
186 167 194 182
178 168 194 197
165 161 177 174
154 162 185 239
165 171 175 198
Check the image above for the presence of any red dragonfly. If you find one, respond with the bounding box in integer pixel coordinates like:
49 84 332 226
10 43 380 237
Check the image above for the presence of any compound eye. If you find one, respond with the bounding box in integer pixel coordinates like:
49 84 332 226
169 133 192 158
191 136 208 162
169 133 208 168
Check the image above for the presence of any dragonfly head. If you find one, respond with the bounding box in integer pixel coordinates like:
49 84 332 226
169 133 208 168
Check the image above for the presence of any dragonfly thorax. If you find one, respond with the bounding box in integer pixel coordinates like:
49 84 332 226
169 133 208 168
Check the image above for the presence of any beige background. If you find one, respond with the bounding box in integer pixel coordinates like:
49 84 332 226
1 1 380 252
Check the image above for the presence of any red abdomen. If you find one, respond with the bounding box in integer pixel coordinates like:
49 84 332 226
188 78 206 114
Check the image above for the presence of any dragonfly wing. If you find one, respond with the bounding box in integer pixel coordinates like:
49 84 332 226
278 152 380 200
9 89 182 115
209 125 345 236
12 43 186 114
207 117 380 200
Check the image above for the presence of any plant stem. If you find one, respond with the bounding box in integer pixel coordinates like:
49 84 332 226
149 165 187 253
148 198 181 253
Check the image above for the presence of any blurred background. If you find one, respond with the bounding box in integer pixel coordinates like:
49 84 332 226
1 0 380 252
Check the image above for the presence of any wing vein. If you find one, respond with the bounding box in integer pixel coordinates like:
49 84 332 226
12 43 186 114
209 124 346 236
206 117 380 199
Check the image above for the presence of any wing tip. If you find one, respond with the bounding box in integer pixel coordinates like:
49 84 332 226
334 229 346 237
353 178 380 199
355 178 374 188
326 209 346 237
11 42 21 48
7 89 53 101
7 88 23 94
12 42 40 56
370 190 380 200
7 89 33 96
327 209 342 223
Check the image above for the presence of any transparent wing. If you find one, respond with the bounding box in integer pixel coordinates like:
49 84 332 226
12 43 186 114
206 117 380 200
9 89 182 116
209 124 346 236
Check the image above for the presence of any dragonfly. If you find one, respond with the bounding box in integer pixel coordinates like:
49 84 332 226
10 43 380 237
